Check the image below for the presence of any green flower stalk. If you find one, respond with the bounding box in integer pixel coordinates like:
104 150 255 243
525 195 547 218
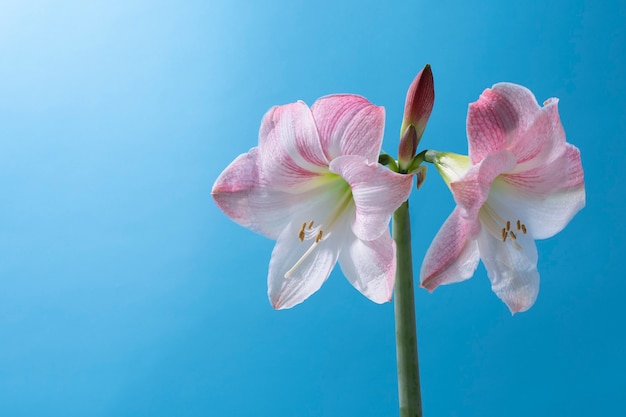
393 201 423 417
392 64 435 417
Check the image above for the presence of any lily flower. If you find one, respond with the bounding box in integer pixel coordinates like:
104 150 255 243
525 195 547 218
213 95 413 309
420 83 585 313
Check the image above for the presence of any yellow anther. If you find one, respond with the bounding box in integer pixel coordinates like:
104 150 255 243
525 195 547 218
521 224 527 234
517 220 521 230
510 231 517 240
502 231 508 242
298 222 307 242
506 221 511 231
315 230 324 243
308 220 314 230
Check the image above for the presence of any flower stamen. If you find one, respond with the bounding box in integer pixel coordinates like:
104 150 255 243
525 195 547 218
286 182 353 280
298 222 307 242
284 240 321 279
288 224 327 278
481 205 529 249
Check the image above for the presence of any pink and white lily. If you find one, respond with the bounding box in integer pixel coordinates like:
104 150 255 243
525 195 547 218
212 95 413 309
420 83 585 313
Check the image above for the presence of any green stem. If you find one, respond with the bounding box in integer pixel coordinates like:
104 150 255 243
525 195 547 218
392 201 422 417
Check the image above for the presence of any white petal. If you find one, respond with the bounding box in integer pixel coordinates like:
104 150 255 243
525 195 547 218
338 230 395 304
487 178 585 240
477 228 540 313
268 219 345 309
242 188 302 239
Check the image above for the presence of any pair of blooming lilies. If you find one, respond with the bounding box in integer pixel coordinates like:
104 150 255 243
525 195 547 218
212 64 585 314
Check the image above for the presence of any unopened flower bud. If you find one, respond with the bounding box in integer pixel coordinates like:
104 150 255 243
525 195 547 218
400 64 434 147
398 124 418 171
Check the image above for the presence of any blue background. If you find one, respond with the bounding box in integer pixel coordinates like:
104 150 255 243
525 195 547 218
1 0 624 415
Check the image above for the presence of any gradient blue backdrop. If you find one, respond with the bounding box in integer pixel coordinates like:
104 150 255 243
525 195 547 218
1 1 624 416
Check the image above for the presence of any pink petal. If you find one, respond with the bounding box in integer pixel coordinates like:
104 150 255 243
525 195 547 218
212 148 318 239
258 102 329 191
212 149 261 231
420 207 481 290
449 149 516 227
311 95 385 162
561 144 585 188
509 98 566 171
329 155 413 241
467 83 543 165
338 230 395 304
477 228 539 313
268 219 345 309
503 144 584 194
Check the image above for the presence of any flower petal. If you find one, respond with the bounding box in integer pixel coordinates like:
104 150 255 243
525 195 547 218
502 144 584 195
268 219 345 309
421 207 481 290
477 228 539 313
338 230 395 304
212 148 323 239
450 149 516 228
508 97 566 171
212 149 262 231
258 102 329 192
240 188 303 239
311 95 385 162
467 83 543 164
489 188 584 241
561 144 585 189
491 145 585 239
329 155 413 241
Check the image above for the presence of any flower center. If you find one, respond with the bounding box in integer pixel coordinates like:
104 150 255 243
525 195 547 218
298 220 324 243
500 219 527 243
284 180 353 279
479 203 528 251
